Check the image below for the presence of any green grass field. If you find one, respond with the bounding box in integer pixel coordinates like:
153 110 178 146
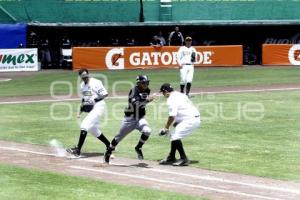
0 91 299 181
0 164 206 200
0 67 300 97
1 67 300 199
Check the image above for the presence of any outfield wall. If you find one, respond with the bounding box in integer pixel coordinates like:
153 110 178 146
72 46 243 70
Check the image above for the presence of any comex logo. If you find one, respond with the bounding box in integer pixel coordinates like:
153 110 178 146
288 44 300 65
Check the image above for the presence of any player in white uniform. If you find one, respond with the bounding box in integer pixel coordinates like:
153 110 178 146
66 69 110 156
159 83 200 166
177 37 197 97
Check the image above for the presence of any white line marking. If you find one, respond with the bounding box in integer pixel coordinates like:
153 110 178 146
191 87 300 95
0 146 298 198
1 87 300 105
148 168 300 195
70 165 284 200
0 78 12 82
0 146 57 157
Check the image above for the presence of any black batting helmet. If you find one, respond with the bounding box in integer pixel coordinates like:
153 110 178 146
136 75 150 84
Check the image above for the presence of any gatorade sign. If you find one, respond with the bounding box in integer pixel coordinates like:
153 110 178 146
263 44 300 65
0 48 39 72
73 46 242 70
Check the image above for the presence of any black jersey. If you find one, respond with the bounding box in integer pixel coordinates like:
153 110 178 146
124 86 151 119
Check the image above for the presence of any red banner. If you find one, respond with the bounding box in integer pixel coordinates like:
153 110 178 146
72 46 243 70
263 44 300 65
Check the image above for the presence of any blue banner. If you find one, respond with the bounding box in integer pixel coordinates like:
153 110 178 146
0 23 27 48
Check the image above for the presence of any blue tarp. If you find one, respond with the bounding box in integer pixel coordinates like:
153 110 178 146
0 23 27 48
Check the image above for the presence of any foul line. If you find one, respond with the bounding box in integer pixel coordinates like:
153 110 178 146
0 87 300 105
0 146 299 197
147 168 300 195
70 165 284 200
0 78 12 82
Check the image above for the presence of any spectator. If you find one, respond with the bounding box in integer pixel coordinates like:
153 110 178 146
111 37 120 46
59 34 72 68
157 30 166 46
40 38 52 68
27 31 38 48
168 26 184 46
150 35 163 47
126 38 136 46
243 45 257 65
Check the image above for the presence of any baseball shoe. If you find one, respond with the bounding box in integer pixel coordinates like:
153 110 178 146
172 158 189 166
104 150 111 164
66 146 80 157
159 156 177 165
186 94 194 99
135 147 144 160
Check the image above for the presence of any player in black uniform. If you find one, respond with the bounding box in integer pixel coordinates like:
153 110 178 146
104 75 155 164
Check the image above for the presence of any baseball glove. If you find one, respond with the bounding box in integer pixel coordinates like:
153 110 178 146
80 104 94 113
158 128 169 136
191 51 196 62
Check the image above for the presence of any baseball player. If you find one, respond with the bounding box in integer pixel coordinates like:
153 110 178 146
66 68 110 156
104 75 155 164
177 36 197 97
158 83 200 166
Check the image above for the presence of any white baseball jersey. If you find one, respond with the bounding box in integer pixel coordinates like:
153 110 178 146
81 77 108 105
80 77 107 138
177 46 197 84
167 91 200 141
167 91 200 122
177 46 197 66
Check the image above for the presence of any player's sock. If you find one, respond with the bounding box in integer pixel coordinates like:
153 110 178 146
77 130 87 150
108 138 118 152
186 82 192 96
180 84 185 93
169 140 177 159
135 134 149 149
175 140 187 160
97 133 110 149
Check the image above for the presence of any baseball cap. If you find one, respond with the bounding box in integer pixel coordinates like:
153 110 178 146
80 71 89 78
78 68 90 78
185 36 192 41
160 83 174 92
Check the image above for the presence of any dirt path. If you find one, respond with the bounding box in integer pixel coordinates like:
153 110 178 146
0 140 299 200
1 83 300 104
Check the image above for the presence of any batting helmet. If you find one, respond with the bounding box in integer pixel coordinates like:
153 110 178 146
136 75 150 84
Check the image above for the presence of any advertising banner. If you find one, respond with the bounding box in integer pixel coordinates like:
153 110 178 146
72 46 243 70
0 48 39 72
263 44 300 65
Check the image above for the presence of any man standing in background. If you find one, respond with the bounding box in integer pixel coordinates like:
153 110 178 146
168 26 184 46
177 36 197 97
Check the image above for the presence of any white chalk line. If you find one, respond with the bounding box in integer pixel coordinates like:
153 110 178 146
0 87 300 105
0 146 298 198
146 168 300 195
70 165 283 200
0 78 12 82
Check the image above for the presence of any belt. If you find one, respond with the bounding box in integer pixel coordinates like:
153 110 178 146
184 63 193 65
195 115 200 118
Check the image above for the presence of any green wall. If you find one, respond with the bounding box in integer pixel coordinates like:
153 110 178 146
172 0 300 21
1 0 300 23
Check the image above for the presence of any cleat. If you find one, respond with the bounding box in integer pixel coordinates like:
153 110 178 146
66 146 80 157
135 147 144 160
104 150 111 164
172 158 189 166
159 157 177 165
